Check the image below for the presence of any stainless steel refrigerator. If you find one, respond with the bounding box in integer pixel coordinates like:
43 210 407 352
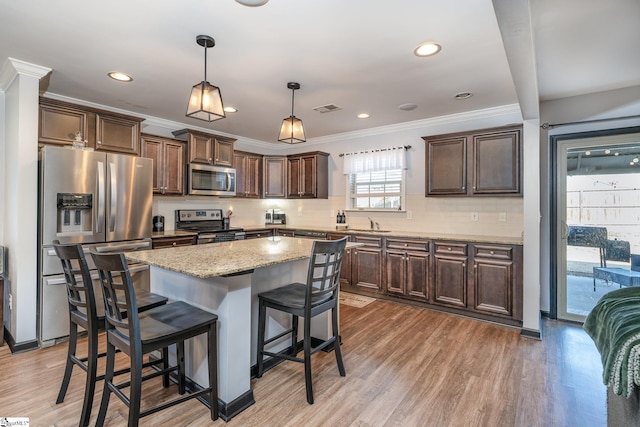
38 145 153 346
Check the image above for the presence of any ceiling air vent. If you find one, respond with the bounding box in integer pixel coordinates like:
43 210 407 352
313 104 342 113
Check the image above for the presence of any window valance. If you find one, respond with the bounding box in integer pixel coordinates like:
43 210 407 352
341 145 409 175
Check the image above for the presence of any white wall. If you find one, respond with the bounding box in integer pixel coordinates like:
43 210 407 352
539 85 640 313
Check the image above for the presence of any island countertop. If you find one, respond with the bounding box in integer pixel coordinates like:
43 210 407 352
126 236 354 279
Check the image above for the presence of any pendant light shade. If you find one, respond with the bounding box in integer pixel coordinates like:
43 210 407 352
186 35 226 122
278 82 306 143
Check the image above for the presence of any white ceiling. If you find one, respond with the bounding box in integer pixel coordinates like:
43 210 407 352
0 0 638 143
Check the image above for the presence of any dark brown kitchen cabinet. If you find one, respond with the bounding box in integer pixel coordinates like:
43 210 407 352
286 152 329 199
276 229 295 237
172 129 235 167
433 242 468 308
151 235 196 249
351 235 383 292
94 113 142 155
244 229 274 239
328 233 352 286
424 125 522 196
141 134 185 195
263 156 287 198
38 97 143 154
384 238 430 301
233 150 263 198
471 244 522 320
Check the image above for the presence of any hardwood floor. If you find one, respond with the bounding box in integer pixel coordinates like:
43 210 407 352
0 299 606 426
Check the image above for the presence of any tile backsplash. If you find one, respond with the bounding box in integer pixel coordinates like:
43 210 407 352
154 194 523 239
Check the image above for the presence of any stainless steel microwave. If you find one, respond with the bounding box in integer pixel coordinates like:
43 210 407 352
187 163 236 196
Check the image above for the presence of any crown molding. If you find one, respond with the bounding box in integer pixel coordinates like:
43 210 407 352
43 93 522 151
305 104 523 145
0 58 51 91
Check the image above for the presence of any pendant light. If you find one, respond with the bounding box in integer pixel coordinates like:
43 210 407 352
278 82 306 144
186 35 226 122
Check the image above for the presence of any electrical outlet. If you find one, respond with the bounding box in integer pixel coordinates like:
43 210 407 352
406 210 412 220
471 212 479 221
499 212 507 222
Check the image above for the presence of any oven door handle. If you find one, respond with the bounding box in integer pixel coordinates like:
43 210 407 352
94 241 152 253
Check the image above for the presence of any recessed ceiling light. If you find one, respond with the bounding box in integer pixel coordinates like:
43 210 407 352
454 92 473 100
235 0 268 6
585 151 591 155
615 152 620 156
414 42 441 57
398 103 417 111
357 113 370 119
107 71 133 82
605 149 611 154
224 106 238 113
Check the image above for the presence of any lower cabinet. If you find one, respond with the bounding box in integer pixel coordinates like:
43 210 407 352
433 242 468 308
351 236 383 292
276 229 295 237
385 238 430 301
244 229 274 239
151 235 196 249
471 244 522 320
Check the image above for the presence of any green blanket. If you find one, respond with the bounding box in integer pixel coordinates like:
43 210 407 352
584 286 640 397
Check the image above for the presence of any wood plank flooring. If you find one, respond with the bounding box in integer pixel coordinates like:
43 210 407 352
0 299 606 426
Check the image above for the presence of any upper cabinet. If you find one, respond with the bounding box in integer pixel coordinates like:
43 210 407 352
141 134 185 195
263 156 287 198
39 97 144 155
286 151 329 199
234 150 263 198
172 129 235 167
423 125 522 196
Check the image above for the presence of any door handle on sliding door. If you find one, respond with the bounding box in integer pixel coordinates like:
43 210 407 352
561 220 569 239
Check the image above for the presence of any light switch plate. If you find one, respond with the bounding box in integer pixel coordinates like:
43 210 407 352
471 212 479 221
499 212 507 222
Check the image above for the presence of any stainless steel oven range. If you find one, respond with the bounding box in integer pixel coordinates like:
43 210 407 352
175 209 245 244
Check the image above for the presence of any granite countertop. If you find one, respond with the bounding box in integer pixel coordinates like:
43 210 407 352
126 237 359 279
241 225 523 245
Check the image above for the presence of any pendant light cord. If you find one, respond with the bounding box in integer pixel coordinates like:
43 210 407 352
291 87 295 117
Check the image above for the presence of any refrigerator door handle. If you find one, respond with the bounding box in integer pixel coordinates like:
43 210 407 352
97 161 105 233
109 161 117 232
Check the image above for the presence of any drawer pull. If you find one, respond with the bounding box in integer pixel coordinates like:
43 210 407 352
172 242 177 246
404 243 408 247
447 247 452 251
490 250 495 255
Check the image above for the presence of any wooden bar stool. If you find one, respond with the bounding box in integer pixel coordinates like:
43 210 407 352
91 251 218 426
53 241 169 427
256 236 348 404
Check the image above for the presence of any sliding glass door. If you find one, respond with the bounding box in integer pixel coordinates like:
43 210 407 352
556 132 640 322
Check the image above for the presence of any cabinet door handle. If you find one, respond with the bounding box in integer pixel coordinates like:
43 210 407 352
490 250 495 255
474 264 477 269
208 157 212 163
97 140 102 145
462 263 466 268
172 242 177 246
404 243 408 247
447 247 452 251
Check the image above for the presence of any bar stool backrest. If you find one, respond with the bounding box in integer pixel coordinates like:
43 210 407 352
305 237 348 312
91 252 140 346
52 240 100 328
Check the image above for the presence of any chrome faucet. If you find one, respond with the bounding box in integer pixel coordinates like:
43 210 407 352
368 217 374 230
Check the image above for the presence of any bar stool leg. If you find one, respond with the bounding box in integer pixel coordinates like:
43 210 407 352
128 349 143 427
56 322 78 405
96 342 116 427
79 327 99 426
177 341 186 395
290 315 299 356
303 315 313 404
332 305 346 376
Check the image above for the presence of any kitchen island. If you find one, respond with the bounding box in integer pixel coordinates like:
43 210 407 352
125 236 350 420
